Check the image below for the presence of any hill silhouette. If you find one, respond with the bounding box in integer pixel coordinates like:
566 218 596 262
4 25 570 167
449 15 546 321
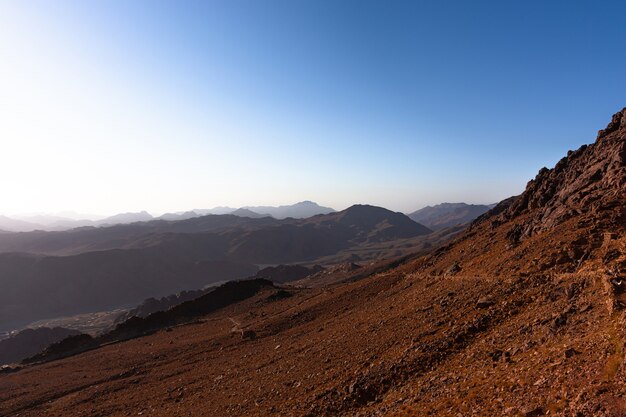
229 208 267 218
243 200 336 219
0 205 430 331
0 327 81 365
407 202 493 230
0 216 44 233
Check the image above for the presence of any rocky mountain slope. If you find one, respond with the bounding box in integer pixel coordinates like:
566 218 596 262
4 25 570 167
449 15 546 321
0 110 623 416
415 108 625 279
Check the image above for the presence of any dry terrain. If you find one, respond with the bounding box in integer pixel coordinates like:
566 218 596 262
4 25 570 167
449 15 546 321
0 108 624 416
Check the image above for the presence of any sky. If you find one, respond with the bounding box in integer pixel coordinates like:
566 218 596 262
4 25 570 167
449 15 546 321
1 0 625 216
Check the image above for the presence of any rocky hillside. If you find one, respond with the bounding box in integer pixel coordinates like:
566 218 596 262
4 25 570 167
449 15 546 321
414 107 625 279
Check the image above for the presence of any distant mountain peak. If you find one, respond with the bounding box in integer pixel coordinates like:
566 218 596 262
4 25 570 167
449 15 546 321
158 211 199 221
230 208 268 219
341 204 391 216
96 211 154 226
242 201 336 219
407 202 492 230
0 215 45 233
310 204 431 242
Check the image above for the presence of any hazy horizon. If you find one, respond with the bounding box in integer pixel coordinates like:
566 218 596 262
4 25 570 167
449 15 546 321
2 1 625 215
2 199 498 219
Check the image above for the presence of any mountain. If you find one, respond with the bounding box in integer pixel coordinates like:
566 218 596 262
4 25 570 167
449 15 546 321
157 211 199 221
0 202 334 233
41 218 95 230
0 211 154 233
193 206 237 215
12 214 100 230
243 200 336 219
0 211 157 233
95 211 154 225
229 208 268 218
304 204 432 242
407 202 493 230
217 205 431 263
193 201 335 219
0 214 281 255
2 109 623 416
0 216 44 232
0 205 427 257
0 205 431 330
0 327 81 365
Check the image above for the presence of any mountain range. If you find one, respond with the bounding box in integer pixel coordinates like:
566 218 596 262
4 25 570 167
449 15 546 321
0 201 335 232
0 204 432 331
240 200 336 219
407 202 494 230
1 201 495 233
1 108 623 416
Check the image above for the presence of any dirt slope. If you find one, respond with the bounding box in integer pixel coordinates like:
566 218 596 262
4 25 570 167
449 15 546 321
1 263 622 416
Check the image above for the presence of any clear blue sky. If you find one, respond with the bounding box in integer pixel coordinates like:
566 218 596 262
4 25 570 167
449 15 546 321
1 0 624 215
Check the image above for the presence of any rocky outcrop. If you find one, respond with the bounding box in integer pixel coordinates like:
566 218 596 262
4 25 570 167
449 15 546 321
487 107 625 237
422 108 626 277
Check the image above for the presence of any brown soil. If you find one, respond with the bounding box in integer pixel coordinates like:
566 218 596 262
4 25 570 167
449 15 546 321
1 262 623 416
